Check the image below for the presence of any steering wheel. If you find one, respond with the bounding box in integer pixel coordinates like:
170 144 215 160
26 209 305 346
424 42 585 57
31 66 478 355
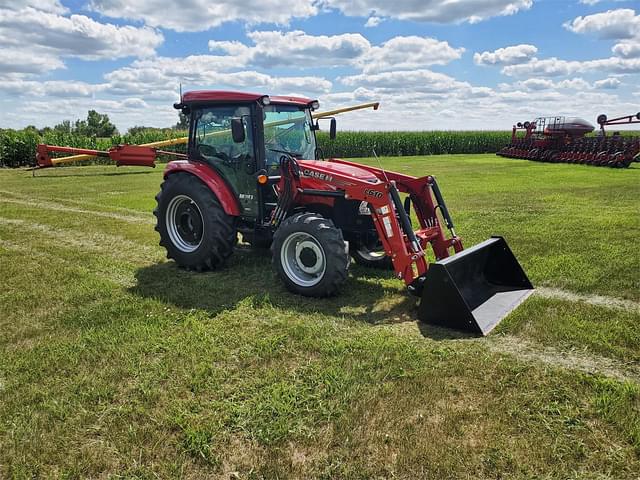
198 143 231 163
197 143 218 157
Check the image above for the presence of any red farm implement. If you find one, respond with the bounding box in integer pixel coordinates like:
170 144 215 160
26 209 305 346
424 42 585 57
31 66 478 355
497 113 640 168
35 144 168 168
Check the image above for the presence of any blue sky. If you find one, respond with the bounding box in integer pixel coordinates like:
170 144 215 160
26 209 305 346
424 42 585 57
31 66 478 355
0 0 638 131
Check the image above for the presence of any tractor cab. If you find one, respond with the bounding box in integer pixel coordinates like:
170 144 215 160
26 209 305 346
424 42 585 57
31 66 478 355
174 91 324 230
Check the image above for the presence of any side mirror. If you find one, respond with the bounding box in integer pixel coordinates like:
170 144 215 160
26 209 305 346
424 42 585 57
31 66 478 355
329 118 336 140
231 118 245 143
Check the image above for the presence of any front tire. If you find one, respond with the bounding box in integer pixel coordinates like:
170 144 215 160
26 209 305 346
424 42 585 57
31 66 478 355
154 173 236 271
272 213 349 297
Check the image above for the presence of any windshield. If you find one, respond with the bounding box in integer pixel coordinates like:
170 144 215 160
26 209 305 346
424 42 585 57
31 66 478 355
263 104 316 167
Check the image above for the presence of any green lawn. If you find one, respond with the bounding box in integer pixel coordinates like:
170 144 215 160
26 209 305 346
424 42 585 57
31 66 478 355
0 155 639 478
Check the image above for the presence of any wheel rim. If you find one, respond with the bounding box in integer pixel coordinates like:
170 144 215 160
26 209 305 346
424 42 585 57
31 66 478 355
166 195 204 253
281 232 326 287
356 244 386 262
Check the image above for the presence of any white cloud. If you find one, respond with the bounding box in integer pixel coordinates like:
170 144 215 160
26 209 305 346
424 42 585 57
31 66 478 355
360 36 464 73
565 8 640 59
364 16 383 27
324 0 533 24
104 56 333 98
3 73 634 133
88 0 534 30
0 80 105 97
339 69 470 93
0 5 163 77
579 0 636 4
553 78 592 89
594 77 622 89
565 8 639 39
89 0 317 32
0 0 67 14
15 96 163 131
317 84 633 132
474 44 538 65
0 49 64 76
501 57 578 77
503 78 592 91
0 8 163 61
209 31 371 69
208 31 463 73
502 56 640 76
612 41 640 57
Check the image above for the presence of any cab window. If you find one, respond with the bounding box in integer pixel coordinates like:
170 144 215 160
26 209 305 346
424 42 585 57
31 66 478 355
194 106 253 164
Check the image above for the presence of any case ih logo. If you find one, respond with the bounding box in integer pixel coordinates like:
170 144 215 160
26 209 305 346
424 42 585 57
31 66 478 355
302 169 333 183
364 188 383 198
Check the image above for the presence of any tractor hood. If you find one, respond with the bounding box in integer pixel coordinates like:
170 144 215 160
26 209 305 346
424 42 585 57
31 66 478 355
298 160 380 183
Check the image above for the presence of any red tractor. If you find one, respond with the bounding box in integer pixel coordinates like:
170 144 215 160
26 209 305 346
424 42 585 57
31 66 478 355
150 90 532 335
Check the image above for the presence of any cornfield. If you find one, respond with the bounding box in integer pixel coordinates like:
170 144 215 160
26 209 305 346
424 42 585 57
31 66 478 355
2 128 639 168
316 131 511 157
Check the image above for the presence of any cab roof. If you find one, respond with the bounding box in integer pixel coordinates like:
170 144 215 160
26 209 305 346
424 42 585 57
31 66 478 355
181 90 315 106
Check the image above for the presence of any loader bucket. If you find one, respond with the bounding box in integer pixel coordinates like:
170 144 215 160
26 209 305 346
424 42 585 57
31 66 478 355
418 236 533 336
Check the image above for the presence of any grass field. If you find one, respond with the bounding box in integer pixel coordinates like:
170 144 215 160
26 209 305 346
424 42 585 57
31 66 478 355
1 154 639 478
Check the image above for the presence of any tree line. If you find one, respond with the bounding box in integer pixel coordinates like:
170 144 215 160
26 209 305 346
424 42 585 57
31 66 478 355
15 111 188 138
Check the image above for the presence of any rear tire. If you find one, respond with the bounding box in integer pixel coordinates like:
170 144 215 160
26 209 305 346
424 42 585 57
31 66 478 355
154 173 236 271
272 213 349 297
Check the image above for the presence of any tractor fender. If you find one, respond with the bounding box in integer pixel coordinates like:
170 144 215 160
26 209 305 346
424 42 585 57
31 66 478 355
163 160 241 216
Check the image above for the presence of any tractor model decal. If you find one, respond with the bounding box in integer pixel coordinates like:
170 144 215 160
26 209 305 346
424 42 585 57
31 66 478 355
364 188 383 199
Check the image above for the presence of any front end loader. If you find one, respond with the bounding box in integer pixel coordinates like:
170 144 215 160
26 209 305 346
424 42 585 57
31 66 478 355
269 155 532 335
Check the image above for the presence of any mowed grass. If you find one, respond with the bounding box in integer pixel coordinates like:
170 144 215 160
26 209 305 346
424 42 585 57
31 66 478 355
0 154 639 478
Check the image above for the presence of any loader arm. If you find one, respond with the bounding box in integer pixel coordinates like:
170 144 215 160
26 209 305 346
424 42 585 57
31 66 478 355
328 158 463 260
